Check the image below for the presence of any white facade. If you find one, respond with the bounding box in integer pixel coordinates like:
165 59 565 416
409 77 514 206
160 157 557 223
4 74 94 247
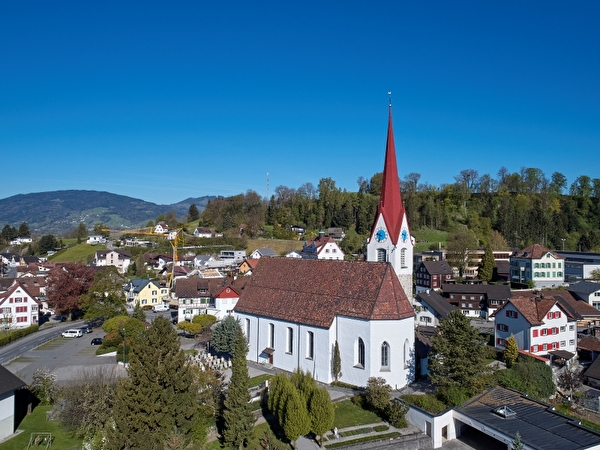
237 312 414 389
0 391 16 441
94 250 131 274
0 284 40 329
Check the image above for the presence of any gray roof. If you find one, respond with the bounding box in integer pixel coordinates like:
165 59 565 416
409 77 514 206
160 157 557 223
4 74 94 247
253 247 278 257
457 386 600 449
441 283 511 301
415 290 456 319
569 281 600 296
0 365 26 397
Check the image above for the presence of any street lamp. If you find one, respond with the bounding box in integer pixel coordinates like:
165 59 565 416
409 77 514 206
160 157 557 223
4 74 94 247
561 238 566 251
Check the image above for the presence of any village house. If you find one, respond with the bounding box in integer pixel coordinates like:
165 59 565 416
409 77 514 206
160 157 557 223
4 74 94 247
93 249 131 274
0 282 41 328
414 289 457 327
124 278 169 308
300 232 344 260
415 260 454 293
441 283 512 319
193 227 213 238
510 244 565 289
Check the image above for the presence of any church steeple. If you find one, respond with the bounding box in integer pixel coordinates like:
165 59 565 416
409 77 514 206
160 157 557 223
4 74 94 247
375 104 406 245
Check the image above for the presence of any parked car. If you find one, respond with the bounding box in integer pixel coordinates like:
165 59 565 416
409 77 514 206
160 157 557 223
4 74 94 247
91 337 103 346
52 315 67 322
62 329 83 338
79 326 92 334
152 304 169 312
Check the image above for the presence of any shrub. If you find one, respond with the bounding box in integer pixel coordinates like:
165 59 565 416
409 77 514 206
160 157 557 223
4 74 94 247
401 394 447 414
351 393 366 408
0 324 39 347
384 400 409 428
436 386 470 407
364 377 392 413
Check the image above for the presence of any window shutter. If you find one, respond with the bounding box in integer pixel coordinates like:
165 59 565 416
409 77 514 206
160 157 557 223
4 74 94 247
548 328 553 335
530 346 535 352
533 329 538 337
558 311 561 318
548 343 553 350
506 310 509 317
556 341 560 349
497 324 501 330
515 312 518 319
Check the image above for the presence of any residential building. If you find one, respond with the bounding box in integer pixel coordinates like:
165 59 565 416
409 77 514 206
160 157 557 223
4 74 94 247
93 249 131 274
327 227 345 241
238 258 259 275
193 227 213 238
493 293 577 358
366 105 414 299
0 282 41 328
249 247 278 259
300 232 344 260
235 258 414 389
154 222 169 234
568 281 600 310
124 278 169 308
86 235 106 245
415 260 454 293
0 365 26 441
510 244 565 289
219 250 246 265
414 289 457 327
175 278 213 320
441 283 512 319
285 251 302 258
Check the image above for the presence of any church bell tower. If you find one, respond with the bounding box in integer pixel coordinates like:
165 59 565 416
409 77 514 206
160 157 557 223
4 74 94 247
366 99 414 299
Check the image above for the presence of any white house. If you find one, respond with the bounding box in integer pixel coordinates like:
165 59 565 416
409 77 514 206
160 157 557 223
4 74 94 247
414 290 457 327
9 237 32 245
0 365 26 441
0 283 41 329
510 244 565 289
300 233 344 260
493 293 577 358
86 235 106 245
568 281 600 310
235 258 415 389
193 227 213 238
94 249 131 274
154 222 169 234
249 247 278 259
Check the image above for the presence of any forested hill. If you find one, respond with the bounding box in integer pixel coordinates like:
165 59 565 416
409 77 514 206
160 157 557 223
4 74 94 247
198 170 600 253
0 190 214 235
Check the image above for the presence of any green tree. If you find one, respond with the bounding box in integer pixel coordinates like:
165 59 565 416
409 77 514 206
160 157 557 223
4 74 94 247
131 303 146 322
107 317 198 448
18 221 31 237
503 334 519 368
364 377 392 414
188 204 200 222
496 357 555 400
30 367 57 405
38 234 58 254
478 241 495 282
80 268 128 321
76 222 88 244
511 431 524 450
282 386 311 448
445 228 478 278
222 326 254 449
332 340 342 382
211 315 240 355
309 387 334 447
428 310 491 396
93 223 110 238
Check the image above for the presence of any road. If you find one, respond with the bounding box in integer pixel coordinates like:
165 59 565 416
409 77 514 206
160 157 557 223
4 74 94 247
1 309 178 385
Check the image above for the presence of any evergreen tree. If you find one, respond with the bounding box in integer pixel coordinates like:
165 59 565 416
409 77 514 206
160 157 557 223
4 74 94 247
282 387 311 448
76 222 88 243
503 334 519 368
309 387 334 447
18 221 31 237
223 326 254 449
211 315 240 355
511 431 524 450
131 302 146 322
188 204 200 222
428 310 491 396
332 340 341 382
107 317 198 448
478 241 495 282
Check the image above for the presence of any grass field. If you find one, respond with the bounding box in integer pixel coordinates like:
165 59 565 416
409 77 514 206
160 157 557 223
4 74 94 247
412 228 448 252
49 243 106 263
0 405 82 450
332 400 382 429
246 238 304 256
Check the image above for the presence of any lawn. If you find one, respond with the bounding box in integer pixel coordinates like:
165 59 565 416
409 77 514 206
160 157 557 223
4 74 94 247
412 228 448 252
49 243 106 263
0 405 82 450
249 374 272 388
246 238 303 256
332 400 382 429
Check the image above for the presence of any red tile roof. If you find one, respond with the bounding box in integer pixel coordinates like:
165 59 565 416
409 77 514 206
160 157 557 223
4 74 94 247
578 337 600 353
506 293 572 325
513 244 563 260
235 258 414 328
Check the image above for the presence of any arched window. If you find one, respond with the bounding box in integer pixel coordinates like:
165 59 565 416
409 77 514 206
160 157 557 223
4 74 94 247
381 341 390 369
357 338 365 368
403 338 410 369
377 249 387 262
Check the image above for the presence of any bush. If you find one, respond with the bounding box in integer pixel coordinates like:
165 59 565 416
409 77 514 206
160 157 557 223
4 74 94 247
0 324 39 347
351 393 366 409
436 386 470 407
401 394 447 414
384 400 409 428
364 377 392 413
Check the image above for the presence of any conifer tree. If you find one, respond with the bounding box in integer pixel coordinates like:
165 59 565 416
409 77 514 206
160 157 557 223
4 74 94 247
131 302 146 322
511 431 524 450
222 326 254 449
107 317 198 449
478 240 496 282
283 387 311 448
503 334 519 368
309 387 334 447
332 340 342 382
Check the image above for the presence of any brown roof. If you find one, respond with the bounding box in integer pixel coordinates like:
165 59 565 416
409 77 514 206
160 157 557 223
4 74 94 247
422 260 453 275
544 289 600 319
235 258 414 328
513 244 563 260
505 294 564 326
175 276 250 299
578 337 600 353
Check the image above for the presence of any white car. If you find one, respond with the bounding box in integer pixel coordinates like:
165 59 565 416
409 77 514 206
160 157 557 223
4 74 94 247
62 329 83 338
152 304 169 312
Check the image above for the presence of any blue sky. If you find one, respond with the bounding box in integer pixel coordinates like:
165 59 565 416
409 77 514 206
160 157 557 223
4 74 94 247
1 1 599 205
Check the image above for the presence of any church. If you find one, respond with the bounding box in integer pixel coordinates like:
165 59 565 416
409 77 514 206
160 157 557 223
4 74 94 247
234 103 415 389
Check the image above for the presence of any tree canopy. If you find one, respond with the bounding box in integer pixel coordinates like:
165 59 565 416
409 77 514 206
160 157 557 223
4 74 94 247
47 263 95 315
80 267 128 320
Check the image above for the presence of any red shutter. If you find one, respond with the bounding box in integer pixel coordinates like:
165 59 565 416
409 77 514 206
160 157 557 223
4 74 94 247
530 346 535 352
506 310 510 317
497 338 501 345
556 341 560 349
558 311 561 318
515 312 519 319
548 328 553 335
548 343 553 350
497 324 501 330
533 329 538 337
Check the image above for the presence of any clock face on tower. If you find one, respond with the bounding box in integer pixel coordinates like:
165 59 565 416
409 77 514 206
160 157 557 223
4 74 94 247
376 228 387 243
401 228 409 243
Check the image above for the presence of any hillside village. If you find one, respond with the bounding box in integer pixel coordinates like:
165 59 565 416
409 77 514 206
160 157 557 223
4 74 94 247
3 109 600 448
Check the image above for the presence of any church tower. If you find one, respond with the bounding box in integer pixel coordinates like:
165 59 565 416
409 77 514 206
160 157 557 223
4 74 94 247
366 101 414 299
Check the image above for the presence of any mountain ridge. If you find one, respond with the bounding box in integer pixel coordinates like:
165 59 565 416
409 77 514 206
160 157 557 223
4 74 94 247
0 190 215 235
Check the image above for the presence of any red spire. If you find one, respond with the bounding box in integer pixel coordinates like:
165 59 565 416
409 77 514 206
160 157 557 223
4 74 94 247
376 105 405 245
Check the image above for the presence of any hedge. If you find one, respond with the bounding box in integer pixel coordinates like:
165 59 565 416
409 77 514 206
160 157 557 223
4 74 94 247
0 324 39 347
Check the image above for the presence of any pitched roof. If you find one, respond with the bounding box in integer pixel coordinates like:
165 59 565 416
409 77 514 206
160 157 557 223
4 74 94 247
175 276 250 299
569 281 600 296
415 290 457 318
578 337 600 353
502 294 565 325
512 244 563 260
545 289 600 319
585 356 600 381
235 258 414 328
372 106 405 245
421 260 453 275
0 365 26 397
441 283 512 301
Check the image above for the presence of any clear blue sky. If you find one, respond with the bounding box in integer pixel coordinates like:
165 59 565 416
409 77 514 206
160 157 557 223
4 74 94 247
1 1 599 205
